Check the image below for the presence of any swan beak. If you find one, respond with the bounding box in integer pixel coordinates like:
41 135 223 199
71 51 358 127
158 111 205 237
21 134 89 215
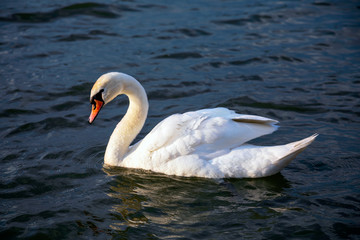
89 99 104 124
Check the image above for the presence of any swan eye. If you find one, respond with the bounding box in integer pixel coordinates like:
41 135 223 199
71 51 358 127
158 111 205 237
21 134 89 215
91 89 104 106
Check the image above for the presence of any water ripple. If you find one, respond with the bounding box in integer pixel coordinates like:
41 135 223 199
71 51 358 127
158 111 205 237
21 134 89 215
148 88 211 100
51 101 83 111
166 28 212 37
193 55 305 70
153 52 203 60
220 96 327 114
0 2 140 23
0 108 45 117
6 117 84 137
213 14 277 26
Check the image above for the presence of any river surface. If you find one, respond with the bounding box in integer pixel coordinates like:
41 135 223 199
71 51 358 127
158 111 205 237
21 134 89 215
1 0 360 239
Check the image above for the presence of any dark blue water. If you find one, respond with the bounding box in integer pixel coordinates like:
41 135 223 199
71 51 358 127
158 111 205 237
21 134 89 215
1 0 360 239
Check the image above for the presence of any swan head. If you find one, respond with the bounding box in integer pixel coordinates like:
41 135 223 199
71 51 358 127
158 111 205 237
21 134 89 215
88 72 125 124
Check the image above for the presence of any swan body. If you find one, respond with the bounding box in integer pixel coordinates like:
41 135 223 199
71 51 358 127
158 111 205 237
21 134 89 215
89 72 317 178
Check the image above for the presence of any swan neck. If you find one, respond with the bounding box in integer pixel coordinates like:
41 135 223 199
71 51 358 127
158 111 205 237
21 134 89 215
104 76 148 166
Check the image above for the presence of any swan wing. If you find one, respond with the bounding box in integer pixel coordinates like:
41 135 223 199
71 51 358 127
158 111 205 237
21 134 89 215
126 108 278 165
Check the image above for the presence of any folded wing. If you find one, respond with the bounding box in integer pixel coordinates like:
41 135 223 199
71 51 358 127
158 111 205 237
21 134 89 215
129 108 279 163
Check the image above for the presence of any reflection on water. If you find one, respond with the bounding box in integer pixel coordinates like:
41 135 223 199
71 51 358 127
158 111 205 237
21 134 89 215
1 0 360 239
103 167 299 238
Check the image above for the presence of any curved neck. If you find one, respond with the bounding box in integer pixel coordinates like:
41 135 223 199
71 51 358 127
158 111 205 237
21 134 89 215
104 75 149 166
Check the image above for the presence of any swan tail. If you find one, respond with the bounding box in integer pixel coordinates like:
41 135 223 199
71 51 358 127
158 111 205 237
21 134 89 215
261 133 319 177
212 134 318 178
290 133 318 151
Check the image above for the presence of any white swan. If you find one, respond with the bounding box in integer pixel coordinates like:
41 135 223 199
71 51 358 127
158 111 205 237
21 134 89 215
88 72 317 178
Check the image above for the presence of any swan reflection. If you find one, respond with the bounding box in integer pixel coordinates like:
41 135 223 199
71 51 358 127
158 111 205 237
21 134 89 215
103 167 291 234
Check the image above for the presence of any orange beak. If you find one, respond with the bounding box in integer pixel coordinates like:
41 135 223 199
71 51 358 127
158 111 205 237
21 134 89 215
89 99 104 124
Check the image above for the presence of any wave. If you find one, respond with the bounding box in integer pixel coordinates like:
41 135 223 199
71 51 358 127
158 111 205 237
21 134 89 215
0 2 139 23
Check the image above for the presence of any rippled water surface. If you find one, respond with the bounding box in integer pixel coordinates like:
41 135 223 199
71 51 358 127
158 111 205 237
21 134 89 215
1 0 360 239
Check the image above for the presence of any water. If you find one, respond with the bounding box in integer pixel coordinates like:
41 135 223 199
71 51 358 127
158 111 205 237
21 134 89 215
1 0 360 239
